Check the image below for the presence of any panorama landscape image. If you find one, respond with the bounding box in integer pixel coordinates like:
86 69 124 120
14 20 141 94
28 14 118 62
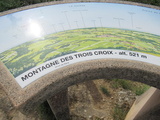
0 27 160 77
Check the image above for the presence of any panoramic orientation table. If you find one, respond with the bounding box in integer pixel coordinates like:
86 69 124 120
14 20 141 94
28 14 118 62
0 0 160 119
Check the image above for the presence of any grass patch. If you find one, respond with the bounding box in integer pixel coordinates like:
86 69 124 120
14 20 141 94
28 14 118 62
111 79 150 95
100 86 111 97
112 104 130 120
111 79 134 90
134 84 150 95
111 79 132 90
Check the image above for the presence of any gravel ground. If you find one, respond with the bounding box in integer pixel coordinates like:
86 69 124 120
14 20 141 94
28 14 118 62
1 79 160 120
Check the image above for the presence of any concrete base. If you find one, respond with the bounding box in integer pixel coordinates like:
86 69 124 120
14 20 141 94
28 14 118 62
47 89 70 120
125 87 160 120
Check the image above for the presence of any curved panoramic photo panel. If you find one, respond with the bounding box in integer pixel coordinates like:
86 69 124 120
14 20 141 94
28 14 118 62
0 2 160 88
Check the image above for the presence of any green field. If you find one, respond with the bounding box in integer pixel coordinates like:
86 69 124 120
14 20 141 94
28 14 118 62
0 28 160 77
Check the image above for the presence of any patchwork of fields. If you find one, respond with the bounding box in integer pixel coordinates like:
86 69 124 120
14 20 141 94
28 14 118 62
0 28 160 77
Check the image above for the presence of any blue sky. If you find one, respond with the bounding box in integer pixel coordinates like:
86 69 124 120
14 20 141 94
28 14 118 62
0 2 160 53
